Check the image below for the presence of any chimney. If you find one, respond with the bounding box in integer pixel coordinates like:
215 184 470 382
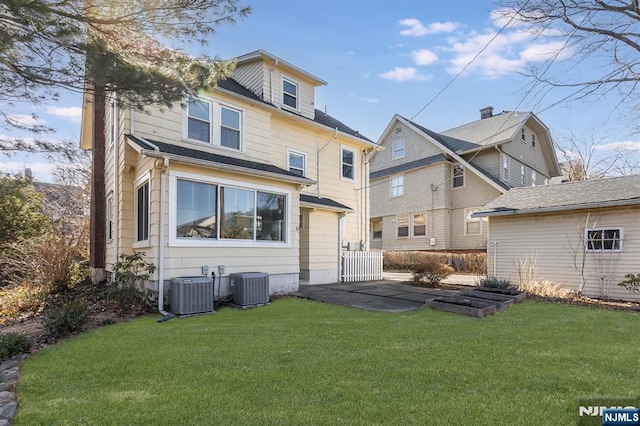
480 106 494 119
24 168 33 182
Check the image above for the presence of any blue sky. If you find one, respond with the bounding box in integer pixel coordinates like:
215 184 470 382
2 0 639 181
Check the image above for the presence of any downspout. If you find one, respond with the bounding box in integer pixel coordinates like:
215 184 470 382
492 241 498 277
157 157 173 320
317 127 338 198
338 212 345 282
113 97 119 266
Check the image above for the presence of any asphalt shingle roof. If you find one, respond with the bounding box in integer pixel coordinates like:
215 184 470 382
475 175 640 216
300 194 352 211
441 111 530 147
404 117 479 153
370 154 447 180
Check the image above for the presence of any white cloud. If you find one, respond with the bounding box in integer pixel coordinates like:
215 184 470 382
412 49 439 66
348 92 380 103
45 106 82 122
596 141 640 152
399 19 460 37
5 114 45 127
379 67 431 82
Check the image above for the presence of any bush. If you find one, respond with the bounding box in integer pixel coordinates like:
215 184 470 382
618 273 640 293
42 300 90 339
108 252 155 314
411 258 454 287
479 277 515 290
0 332 32 361
383 251 486 275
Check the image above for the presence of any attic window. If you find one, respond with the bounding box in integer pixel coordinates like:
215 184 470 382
452 164 464 188
531 133 536 147
393 140 405 159
282 78 298 109
521 128 525 141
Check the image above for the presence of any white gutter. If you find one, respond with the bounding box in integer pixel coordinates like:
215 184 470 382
317 127 338 198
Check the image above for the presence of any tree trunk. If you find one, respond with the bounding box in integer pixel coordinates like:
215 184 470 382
90 82 106 283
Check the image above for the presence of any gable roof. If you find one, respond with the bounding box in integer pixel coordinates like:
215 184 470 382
474 175 640 217
370 154 447 180
126 134 314 186
441 111 530 147
236 50 327 86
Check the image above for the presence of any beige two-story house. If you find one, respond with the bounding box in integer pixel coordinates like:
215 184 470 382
370 107 561 251
81 50 378 304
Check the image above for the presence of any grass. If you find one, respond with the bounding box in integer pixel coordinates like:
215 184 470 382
15 298 640 425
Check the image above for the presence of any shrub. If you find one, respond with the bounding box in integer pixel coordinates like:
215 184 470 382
383 251 486 275
108 252 155 314
0 332 32 361
479 277 515 290
618 273 640 294
517 280 575 298
411 258 454 287
42 300 90 339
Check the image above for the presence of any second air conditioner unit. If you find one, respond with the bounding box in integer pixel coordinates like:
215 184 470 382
230 272 269 307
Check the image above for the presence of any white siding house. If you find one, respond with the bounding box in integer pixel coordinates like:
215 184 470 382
474 175 640 302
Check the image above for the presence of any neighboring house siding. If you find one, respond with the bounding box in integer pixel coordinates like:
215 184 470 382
501 135 550 182
466 151 499 178
370 123 443 171
488 206 640 302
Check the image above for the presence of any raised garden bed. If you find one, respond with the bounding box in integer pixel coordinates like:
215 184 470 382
425 297 496 318
458 292 514 311
474 287 527 302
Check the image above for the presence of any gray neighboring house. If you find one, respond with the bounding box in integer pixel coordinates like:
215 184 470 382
369 107 561 251
474 175 640 302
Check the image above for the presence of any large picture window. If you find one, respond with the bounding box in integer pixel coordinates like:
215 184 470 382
586 228 622 252
172 174 287 245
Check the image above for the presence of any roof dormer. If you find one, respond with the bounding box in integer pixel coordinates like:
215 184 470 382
232 50 326 120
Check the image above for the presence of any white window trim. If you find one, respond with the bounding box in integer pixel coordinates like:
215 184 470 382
371 218 383 240
287 148 306 177
392 139 405 160
452 163 465 189
502 154 509 182
340 145 356 182
109 100 117 145
182 95 244 152
531 171 537 186
412 212 427 238
464 207 484 236
390 174 404 197
585 227 624 253
281 75 300 112
521 164 526 186
133 171 151 248
168 170 292 248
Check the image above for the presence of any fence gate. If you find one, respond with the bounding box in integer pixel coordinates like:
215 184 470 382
341 251 383 282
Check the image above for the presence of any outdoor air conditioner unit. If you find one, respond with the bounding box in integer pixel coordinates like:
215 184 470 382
230 272 269 307
169 276 214 315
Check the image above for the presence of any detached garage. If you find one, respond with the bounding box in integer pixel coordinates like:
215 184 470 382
474 175 640 302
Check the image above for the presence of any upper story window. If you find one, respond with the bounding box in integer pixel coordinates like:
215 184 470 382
393 140 405 159
521 128 525 141
452 164 464 188
586 227 623 252
390 175 404 197
287 150 306 177
341 147 355 180
521 165 526 185
185 97 243 151
282 78 298 109
220 106 241 150
502 154 509 181
531 133 536 147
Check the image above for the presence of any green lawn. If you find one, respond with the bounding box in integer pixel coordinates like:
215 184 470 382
15 298 640 425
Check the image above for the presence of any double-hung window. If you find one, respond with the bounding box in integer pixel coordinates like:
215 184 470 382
341 147 355 180
371 218 382 240
521 128 525 141
397 215 409 238
282 78 298 109
393 140 405 159
531 133 536 147
106 193 113 242
521 165 526 185
586 228 623 252
531 171 537 186
452 164 464 188
287 150 306 177
464 208 483 236
390 175 404 197
502 154 509 181
413 213 426 237
185 97 242 150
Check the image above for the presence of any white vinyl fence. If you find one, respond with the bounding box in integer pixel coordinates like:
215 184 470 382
341 251 383 282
